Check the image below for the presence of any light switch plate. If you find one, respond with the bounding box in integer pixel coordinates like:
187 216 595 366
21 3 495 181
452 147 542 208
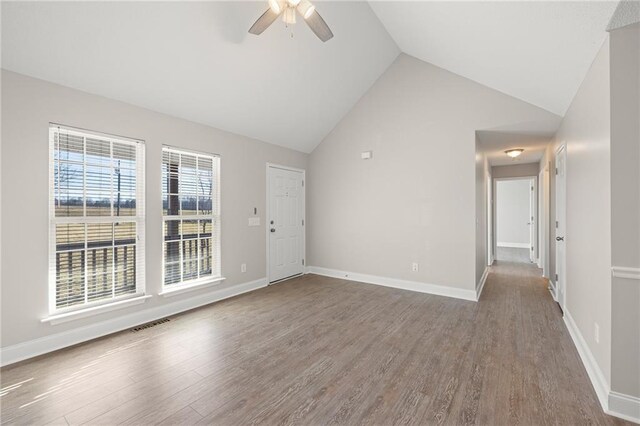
248 217 260 227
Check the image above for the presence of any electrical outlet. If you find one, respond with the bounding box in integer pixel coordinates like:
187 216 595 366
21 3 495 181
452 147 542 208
594 323 600 343
412 263 419 272
241 263 246 273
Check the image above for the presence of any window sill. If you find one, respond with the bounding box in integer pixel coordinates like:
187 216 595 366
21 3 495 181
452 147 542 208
159 277 226 298
41 295 152 325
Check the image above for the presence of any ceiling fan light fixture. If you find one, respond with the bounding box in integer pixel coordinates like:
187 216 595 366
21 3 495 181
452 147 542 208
283 7 296 24
297 0 315 19
505 148 524 158
249 0 333 42
268 0 284 14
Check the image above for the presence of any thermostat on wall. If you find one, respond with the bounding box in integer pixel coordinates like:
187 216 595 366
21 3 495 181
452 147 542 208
361 151 373 160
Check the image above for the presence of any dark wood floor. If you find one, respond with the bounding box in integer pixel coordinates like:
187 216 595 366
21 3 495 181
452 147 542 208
0 262 628 425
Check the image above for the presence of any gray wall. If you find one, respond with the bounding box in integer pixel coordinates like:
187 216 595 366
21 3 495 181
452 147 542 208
609 22 640 399
496 179 531 246
541 30 639 403
308 53 560 291
0 70 308 349
475 137 489 288
553 39 613 385
491 163 539 179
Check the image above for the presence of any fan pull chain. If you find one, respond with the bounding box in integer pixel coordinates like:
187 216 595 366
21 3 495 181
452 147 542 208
284 22 294 39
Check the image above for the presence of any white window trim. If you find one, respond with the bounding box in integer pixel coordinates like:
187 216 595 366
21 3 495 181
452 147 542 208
41 295 152 325
161 146 221 291
158 276 226 297
48 124 146 316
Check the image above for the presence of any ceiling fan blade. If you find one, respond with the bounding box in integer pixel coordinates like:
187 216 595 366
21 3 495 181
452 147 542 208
304 10 333 42
248 8 280 35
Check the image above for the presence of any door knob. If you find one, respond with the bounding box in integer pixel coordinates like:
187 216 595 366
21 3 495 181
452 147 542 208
270 228 276 233
556 236 564 241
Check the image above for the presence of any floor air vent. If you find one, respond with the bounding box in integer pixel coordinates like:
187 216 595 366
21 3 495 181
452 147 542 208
131 317 171 332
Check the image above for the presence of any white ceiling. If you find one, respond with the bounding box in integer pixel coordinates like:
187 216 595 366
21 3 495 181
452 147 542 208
1 1 399 153
1 1 620 153
477 131 553 166
369 1 618 116
607 0 640 31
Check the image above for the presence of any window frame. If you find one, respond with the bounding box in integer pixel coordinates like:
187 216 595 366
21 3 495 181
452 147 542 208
161 146 221 292
48 124 146 315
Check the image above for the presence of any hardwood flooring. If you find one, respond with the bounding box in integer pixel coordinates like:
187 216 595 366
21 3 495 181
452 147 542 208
495 247 532 264
0 262 629 425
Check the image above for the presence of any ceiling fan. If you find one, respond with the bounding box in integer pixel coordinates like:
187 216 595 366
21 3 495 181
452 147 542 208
249 0 334 42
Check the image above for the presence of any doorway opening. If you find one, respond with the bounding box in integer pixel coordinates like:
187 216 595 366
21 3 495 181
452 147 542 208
494 177 537 264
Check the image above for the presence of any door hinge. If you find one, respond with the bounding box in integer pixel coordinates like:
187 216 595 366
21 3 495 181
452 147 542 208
302 259 305 265
531 246 534 251
531 186 534 191
555 273 558 281
555 168 558 175
556 221 559 228
302 219 304 226
302 180 304 187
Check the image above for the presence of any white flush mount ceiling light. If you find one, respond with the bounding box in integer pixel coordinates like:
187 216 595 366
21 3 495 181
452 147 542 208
505 149 525 158
250 0 333 42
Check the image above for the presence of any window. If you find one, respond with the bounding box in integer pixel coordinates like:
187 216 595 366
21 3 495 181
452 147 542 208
162 147 220 288
49 125 145 313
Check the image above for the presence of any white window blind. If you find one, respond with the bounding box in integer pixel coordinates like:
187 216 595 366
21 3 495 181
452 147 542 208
49 125 145 313
162 147 221 288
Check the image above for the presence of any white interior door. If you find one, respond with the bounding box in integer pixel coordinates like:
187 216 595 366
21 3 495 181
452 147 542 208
487 175 493 265
529 178 536 263
268 166 304 283
555 146 567 309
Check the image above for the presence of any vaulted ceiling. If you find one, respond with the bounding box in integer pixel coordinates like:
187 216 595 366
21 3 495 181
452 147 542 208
369 1 618 116
1 1 399 153
1 1 619 153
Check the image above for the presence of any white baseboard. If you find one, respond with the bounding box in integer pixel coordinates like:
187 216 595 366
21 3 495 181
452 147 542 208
306 266 477 302
497 242 530 249
0 278 267 367
563 310 610 410
609 392 640 423
476 267 489 301
548 280 557 301
563 310 640 423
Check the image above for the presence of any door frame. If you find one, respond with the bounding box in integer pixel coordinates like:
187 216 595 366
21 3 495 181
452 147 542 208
487 171 494 266
554 144 567 310
529 177 537 263
492 176 538 262
265 163 306 284
538 168 545 270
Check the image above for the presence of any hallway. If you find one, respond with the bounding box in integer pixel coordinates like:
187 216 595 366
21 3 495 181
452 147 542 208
0 264 628 425
495 246 532 263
